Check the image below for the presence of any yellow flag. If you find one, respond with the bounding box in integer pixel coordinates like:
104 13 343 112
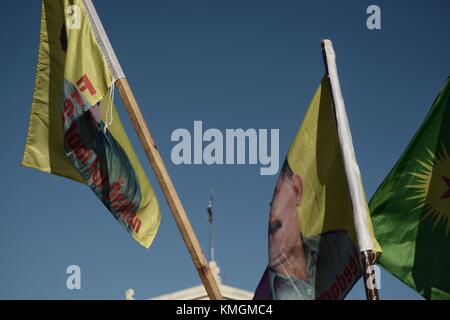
22 0 160 248
287 77 379 251
254 76 380 300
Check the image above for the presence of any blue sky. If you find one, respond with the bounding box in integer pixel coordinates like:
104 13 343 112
1 0 449 299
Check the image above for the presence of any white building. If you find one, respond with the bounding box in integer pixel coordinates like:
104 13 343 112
126 261 254 300
125 196 254 300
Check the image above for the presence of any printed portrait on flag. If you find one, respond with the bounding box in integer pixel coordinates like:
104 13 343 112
254 76 381 300
21 0 161 248
261 159 360 300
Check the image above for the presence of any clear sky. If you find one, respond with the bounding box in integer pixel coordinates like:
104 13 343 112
0 0 449 299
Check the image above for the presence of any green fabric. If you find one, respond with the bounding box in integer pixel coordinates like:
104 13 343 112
369 77 450 300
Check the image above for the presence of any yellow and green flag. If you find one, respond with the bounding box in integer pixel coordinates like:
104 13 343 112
254 75 381 300
21 0 160 248
370 76 450 299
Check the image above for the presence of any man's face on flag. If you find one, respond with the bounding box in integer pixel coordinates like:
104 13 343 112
268 167 303 272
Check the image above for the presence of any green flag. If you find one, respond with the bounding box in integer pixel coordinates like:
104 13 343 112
369 76 450 300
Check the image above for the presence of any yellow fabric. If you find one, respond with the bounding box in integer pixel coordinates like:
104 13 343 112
287 76 381 253
22 0 160 248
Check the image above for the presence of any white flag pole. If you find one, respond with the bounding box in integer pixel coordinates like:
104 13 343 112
321 39 379 300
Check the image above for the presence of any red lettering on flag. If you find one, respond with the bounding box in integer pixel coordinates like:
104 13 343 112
77 74 96 96
63 99 75 118
66 123 82 151
70 90 84 107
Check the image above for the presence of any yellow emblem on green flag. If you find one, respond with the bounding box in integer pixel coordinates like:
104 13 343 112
21 0 161 248
370 76 450 299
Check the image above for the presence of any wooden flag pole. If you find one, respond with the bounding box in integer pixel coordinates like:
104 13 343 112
80 0 222 300
321 39 380 300
115 77 223 300
360 250 379 300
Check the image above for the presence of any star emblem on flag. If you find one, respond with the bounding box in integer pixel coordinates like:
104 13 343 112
406 143 450 232
441 176 450 199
